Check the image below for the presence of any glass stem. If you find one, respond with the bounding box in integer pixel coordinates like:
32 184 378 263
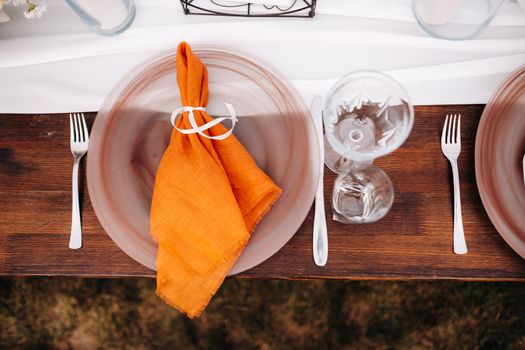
346 158 374 171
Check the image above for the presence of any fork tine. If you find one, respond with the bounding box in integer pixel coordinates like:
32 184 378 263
450 114 458 143
441 114 449 144
73 113 78 142
77 113 82 142
447 114 453 144
69 114 74 142
456 114 461 145
75 113 81 142
78 113 85 142
80 113 89 143
77 113 84 142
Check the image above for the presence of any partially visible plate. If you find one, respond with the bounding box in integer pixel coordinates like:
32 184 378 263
476 65 525 259
87 47 319 274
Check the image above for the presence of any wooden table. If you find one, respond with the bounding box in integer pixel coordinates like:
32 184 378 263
1 105 524 280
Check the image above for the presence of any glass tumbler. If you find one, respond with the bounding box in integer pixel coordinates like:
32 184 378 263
412 0 506 40
323 71 414 224
65 0 136 36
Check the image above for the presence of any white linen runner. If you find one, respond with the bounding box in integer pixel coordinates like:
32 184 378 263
0 0 524 113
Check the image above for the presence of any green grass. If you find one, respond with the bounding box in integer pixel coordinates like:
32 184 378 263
1 278 524 349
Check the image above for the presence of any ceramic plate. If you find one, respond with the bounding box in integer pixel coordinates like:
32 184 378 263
476 65 525 259
87 46 319 274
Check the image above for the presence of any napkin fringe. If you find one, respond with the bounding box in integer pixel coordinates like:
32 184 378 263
156 232 251 319
247 189 282 235
155 190 281 319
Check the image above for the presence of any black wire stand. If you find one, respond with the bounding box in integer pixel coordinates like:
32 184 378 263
180 0 316 18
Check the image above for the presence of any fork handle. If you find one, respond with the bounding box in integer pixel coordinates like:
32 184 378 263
69 157 82 249
313 179 328 266
451 159 467 254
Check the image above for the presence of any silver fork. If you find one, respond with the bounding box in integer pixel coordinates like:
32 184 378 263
441 114 467 255
69 113 89 249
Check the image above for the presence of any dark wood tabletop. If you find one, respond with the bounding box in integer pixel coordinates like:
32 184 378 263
1 105 525 280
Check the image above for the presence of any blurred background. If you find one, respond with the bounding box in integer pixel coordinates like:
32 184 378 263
1 278 524 349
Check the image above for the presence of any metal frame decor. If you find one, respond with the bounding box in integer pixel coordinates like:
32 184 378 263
179 0 316 18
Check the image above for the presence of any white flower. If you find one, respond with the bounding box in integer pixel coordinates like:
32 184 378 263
0 0 12 10
0 0 10 22
11 0 25 6
23 1 46 19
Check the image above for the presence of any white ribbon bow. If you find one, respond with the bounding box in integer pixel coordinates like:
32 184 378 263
170 102 237 141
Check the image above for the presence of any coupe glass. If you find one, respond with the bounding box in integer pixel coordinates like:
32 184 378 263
412 0 506 40
323 71 414 224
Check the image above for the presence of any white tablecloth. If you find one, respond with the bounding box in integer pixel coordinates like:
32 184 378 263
0 0 524 113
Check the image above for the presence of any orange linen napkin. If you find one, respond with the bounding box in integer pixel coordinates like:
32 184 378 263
150 42 281 318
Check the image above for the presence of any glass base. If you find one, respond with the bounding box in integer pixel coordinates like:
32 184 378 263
332 165 394 224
